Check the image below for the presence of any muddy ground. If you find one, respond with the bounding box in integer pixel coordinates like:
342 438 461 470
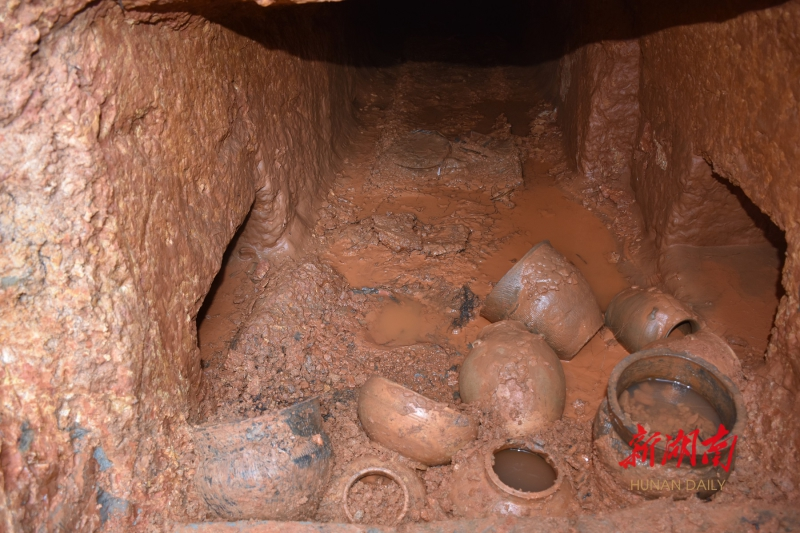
194 56 787 525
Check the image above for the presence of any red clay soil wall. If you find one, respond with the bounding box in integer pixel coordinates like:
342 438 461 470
556 0 640 187
634 1 800 488
559 0 800 493
558 41 640 186
0 1 355 530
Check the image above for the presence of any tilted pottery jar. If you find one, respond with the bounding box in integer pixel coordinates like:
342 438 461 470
358 376 478 465
605 287 701 352
449 439 574 518
192 398 333 521
460 320 565 435
481 241 603 360
593 348 746 500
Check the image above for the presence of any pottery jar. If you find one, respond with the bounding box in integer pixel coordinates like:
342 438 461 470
449 438 574 518
192 398 333 521
460 320 565 435
605 287 701 352
644 330 743 383
481 241 603 360
334 455 427 525
593 348 746 500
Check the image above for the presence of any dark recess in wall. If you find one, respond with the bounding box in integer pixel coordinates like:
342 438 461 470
196 209 253 337
713 172 788 256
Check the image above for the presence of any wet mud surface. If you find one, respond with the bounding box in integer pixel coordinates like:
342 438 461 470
195 57 788 524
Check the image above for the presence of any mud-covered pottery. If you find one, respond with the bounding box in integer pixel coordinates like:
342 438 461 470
605 287 700 352
593 348 746 500
481 241 603 359
336 456 427 525
358 376 478 465
192 398 333 520
449 439 574 518
460 320 565 435
644 330 742 383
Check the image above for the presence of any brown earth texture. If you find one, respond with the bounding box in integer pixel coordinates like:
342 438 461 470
1 0 799 531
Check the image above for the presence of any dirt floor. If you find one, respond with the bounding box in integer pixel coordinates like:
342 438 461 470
194 54 787 525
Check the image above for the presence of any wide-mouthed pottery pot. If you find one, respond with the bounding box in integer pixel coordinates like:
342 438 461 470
192 398 332 521
358 376 478 465
481 241 602 360
643 330 742 383
460 320 565 435
449 438 574 518
593 348 746 500
605 287 701 352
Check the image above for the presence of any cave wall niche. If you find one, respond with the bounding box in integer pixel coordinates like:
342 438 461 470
0 0 357 530
637 151 784 249
559 0 800 496
634 3 800 488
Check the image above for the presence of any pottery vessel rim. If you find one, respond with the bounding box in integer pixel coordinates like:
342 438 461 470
364 376 463 416
491 240 551 288
606 348 747 456
665 318 701 336
483 439 563 501
342 466 411 525
192 397 321 433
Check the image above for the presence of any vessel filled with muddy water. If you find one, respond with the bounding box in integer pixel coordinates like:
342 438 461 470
593 348 747 500
2 0 798 531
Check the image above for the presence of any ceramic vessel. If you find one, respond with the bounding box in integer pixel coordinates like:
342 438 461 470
644 330 742 382
460 320 565 435
358 376 478 465
593 348 746 500
192 398 333 520
336 456 427 525
605 287 701 352
449 439 574 518
481 241 602 359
